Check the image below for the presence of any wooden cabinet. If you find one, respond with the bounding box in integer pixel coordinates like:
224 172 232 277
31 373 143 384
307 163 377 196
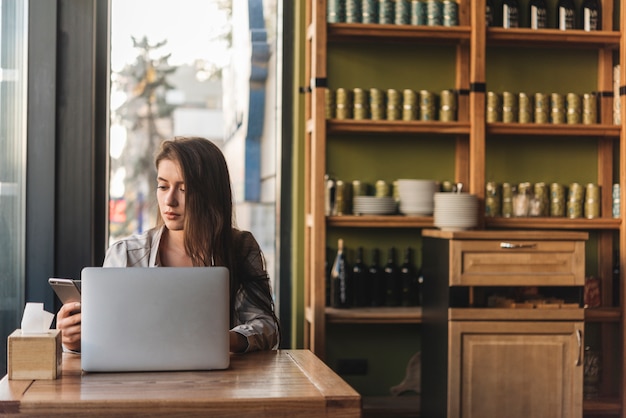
301 0 625 416
421 230 587 417
449 320 583 418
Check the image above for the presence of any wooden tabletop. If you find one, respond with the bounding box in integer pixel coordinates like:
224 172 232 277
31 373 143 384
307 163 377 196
0 349 361 417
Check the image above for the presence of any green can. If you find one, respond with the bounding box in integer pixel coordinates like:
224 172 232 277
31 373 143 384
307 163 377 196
518 92 533 123
502 182 513 217
486 91 502 123
411 0 427 24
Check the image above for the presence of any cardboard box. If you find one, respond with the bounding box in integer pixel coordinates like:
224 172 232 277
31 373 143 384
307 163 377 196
8 329 62 380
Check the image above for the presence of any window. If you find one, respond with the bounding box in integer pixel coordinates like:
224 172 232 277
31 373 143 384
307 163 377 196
0 0 28 376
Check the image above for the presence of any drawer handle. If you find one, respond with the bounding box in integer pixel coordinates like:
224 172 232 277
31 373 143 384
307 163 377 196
499 242 537 249
576 329 583 366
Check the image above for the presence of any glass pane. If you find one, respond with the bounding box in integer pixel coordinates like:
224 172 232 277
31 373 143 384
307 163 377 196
109 0 280 305
0 0 28 376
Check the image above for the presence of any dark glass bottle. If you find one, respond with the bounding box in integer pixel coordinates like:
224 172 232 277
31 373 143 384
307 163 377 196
529 0 548 29
330 238 349 308
369 248 384 307
486 0 495 27
352 247 369 307
581 0 601 31
384 247 400 306
613 251 621 307
557 0 575 29
502 0 520 28
400 247 418 306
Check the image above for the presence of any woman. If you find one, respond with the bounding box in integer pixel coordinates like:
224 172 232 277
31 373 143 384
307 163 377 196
57 137 280 353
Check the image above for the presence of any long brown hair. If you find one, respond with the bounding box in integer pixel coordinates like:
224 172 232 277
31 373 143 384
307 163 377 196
155 137 279 336
155 137 233 268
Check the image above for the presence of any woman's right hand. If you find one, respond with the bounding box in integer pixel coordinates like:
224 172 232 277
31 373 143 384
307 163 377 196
56 302 82 352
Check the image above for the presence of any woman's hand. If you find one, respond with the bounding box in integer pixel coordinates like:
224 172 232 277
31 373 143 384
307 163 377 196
229 330 248 353
56 302 82 352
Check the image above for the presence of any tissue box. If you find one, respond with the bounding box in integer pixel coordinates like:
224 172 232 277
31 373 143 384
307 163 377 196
8 329 62 380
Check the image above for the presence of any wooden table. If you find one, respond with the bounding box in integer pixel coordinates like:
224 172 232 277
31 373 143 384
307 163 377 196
0 349 361 417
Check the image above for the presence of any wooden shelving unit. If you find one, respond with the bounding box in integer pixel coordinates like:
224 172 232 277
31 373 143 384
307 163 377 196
302 0 626 416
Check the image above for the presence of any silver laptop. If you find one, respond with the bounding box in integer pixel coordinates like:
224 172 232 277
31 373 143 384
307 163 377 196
81 266 230 372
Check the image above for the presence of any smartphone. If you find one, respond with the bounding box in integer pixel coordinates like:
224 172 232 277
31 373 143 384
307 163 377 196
49 278 82 304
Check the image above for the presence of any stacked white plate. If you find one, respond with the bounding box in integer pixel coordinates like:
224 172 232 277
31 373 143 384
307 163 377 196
396 179 438 216
433 192 478 231
353 196 397 215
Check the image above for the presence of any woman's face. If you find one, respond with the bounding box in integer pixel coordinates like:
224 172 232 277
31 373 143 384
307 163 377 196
156 158 186 231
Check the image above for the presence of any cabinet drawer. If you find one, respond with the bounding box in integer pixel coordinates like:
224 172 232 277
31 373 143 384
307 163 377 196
450 239 585 286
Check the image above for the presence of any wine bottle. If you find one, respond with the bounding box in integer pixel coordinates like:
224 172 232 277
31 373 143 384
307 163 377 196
581 0 601 31
384 247 400 306
613 250 620 307
486 0 495 27
369 248 384 307
502 0 520 28
352 247 369 307
330 238 349 308
529 0 547 29
557 0 575 30
400 247 417 306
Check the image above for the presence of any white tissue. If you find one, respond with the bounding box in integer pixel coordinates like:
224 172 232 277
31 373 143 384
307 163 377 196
20 302 55 334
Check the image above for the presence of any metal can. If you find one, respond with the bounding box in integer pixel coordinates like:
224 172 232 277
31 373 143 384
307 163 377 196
534 92 549 124
411 0 427 24
386 89 402 121
378 0 395 24
485 181 501 217
419 90 436 121
550 183 565 217
567 182 584 219
550 93 565 124
336 88 353 120
584 183 600 219
439 89 457 121
345 0 362 23
486 91 502 123
583 93 598 125
334 180 347 215
502 91 518 123
402 89 418 121
353 88 369 120
327 0 345 23
426 0 443 25
325 89 336 120
442 0 458 26
566 92 581 124
518 92 533 123
375 180 390 197
362 0 379 23
370 87 386 120
395 0 411 24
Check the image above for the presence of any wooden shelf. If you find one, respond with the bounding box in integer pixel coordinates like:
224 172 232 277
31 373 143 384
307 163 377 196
585 307 622 322
488 122 620 137
487 27 620 48
328 23 471 43
328 215 433 228
583 397 622 415
327 119 470 136
326 307 423 324
485 217 620 230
